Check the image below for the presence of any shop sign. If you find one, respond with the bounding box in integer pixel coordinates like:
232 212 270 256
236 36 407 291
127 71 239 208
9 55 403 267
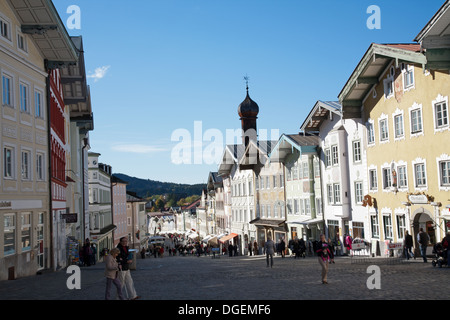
0 201 12 209
388 243 403 250
408 194 428 204
352 243 366 250
62 213 78 223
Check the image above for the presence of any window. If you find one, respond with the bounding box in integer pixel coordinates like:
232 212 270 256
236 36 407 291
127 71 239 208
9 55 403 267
279 175 284 188
0 17 11 40
35 90 43 118
353 222 365 239
292 165 298 180
260 176 264 189
21 150 31 180
380 119 389 141
266 176 270 189
397 215 407 239
4 146 14 179
367 122 375 145
333 183 341 204
435 101 448 129
266 205 271 218
325 149 331 167
355 182 363 204
316 198 322 215
394 114 404 139
36 153 44 180
261 205 265 218
248 181 253 195
327 184 333 204
353 141 361 163
2 74 12 106
4 214 15 255
302 162 309 179
293 199 299 215
331 145 339 166
384 73 394 98
369 169 378 191
20 82 29 113
414 163 427 188
304 199 311 215
274 205 278 218
273 175 277 188
410 108 423 134
383 215 393 239
21 213 31 251
439 161 450 186
397 165 407 188
17 32 27 52
371 215 379 238
403 65 414 90
382 168 392 189
287 199 292 215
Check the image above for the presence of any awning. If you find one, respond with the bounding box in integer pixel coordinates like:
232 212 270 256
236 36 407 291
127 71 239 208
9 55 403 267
188 232 199 239
290 217 323 226
219 233 238 243
249 218 285 227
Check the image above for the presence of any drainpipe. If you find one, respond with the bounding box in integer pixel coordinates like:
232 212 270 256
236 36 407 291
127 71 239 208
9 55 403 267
46 69 54 271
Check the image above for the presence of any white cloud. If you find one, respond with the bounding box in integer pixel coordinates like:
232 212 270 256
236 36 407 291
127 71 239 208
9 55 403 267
111 144 167 154
87 65 111 82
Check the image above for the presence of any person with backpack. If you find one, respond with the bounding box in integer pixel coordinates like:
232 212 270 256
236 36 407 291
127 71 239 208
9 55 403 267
417 228 430 263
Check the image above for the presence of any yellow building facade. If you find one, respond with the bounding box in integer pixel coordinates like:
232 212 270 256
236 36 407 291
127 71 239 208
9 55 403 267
339 41 450 256
364 57 450 252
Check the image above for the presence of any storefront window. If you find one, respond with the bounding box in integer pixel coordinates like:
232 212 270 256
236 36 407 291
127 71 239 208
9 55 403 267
353 222 365 239
4 214 15 255
327 220 339 240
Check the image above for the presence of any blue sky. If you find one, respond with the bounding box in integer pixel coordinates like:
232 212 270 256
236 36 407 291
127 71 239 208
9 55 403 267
54 0 443 185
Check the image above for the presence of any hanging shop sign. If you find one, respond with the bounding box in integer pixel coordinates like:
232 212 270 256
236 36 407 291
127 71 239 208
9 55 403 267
407 193 434 205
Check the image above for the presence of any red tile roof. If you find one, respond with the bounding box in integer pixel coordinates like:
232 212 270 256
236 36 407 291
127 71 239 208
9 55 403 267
382 43 422 52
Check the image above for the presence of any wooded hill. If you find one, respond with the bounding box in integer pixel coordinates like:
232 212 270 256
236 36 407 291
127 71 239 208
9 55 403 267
113 173 205 199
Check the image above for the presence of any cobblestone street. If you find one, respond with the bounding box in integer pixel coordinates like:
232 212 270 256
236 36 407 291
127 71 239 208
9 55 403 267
0 254 449 301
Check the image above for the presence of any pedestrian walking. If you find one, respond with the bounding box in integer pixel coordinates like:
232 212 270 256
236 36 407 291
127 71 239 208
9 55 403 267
316 234 332 284
104 248 125 300
264 237 277 268
117 237 140 300
140 247 146 259
442 231 450 267
278 238 286 258
228 243 233 257
417 228 430 263
403 231 414 260
82 239 92 267
90 243 97 265
253 241 259 256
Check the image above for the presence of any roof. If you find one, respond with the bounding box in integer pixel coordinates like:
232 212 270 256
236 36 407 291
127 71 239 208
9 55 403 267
414 0 450 44
300 100 342 132
217 144 246 175
6 0 78 66
238 139 278 169
269 133 319 163
338 43 427 119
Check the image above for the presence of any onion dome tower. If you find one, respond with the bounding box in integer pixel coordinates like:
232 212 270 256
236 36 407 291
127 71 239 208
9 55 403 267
238 78 259 147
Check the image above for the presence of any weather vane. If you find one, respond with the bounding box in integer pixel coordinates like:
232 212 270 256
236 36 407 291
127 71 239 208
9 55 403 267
244 74 249 92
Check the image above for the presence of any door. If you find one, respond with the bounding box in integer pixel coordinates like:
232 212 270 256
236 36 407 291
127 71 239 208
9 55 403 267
37 213 44 270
